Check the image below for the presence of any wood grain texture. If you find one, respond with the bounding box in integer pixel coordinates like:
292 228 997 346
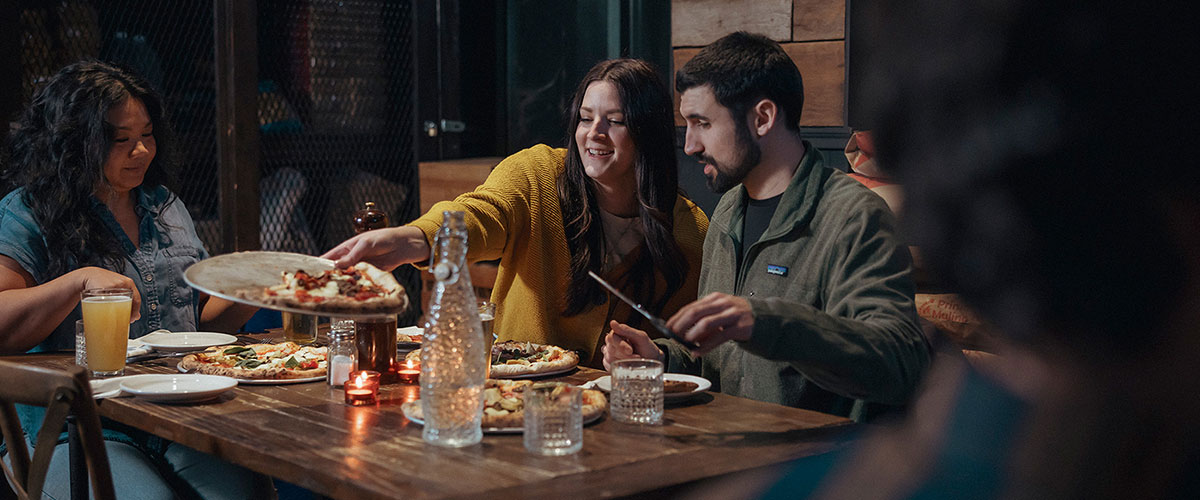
9 353 854 500
672 41 845 127
418 157 501 213
783 41 845 126
793 0 845 41
671 0 792 47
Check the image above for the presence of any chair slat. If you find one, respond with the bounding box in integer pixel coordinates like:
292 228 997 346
0 361 114 500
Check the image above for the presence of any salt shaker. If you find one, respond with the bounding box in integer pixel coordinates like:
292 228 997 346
327 325 356 387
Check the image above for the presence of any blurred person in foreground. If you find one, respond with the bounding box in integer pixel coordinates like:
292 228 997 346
323 58 708 367
602 32 930 420
745 1 1200 498
0 60 266 499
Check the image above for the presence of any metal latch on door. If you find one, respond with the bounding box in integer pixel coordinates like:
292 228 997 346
423 119 466 137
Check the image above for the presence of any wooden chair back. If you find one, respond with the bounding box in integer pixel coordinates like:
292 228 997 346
0 361 114 500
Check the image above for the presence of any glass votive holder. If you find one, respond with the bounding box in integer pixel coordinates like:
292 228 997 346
610 359 664 425
344 370 381 406
524 382 583 456
396 359 420 384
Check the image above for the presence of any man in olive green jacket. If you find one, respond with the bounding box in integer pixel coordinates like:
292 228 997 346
602 32 929 419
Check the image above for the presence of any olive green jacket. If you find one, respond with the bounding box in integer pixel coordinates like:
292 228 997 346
662 143 929 419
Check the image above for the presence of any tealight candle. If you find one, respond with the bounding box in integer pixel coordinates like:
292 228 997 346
397 359 420 384
344 370 380 406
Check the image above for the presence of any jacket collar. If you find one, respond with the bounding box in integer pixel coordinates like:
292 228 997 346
711 140 830 245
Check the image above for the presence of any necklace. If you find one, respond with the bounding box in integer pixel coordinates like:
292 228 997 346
600 211 641 271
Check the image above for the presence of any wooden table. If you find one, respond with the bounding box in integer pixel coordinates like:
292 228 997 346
12 352 854 500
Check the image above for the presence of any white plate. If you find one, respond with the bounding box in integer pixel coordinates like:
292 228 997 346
139 331 238 353
400 401 602 434
183 251 404 319
118 374 237 403
494 364 578 380
589 373 711 400
175 365 326 385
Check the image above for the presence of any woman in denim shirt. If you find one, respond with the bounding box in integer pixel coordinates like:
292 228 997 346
0 61 268 499
0 62 255 351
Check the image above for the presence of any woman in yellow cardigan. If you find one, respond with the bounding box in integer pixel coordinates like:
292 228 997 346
324 58 708 367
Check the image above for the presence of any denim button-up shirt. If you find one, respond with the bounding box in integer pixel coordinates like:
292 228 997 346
0 186 209 352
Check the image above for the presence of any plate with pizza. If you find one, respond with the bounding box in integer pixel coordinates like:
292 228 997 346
177 342 327 384
401 379 607 433
405 340 580 378
183 251 409 319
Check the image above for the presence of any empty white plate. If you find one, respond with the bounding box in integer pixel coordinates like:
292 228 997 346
138 332 237 353
119 374 237 403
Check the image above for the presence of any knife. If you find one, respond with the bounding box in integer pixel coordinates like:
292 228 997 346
588 271 699 350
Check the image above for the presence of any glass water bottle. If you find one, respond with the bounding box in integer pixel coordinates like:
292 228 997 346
421 211 487 447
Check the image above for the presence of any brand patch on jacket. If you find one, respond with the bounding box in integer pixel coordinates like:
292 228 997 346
766 264 788 276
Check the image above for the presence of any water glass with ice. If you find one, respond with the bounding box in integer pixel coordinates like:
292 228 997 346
523 382 583 455
74 319 87 368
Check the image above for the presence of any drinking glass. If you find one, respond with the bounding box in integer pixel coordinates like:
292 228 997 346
610 359 664 425
74 319 87 368
523 382 583 455
281 311 318 344
478 300 498 366
81 287 133 377
355 315 398 383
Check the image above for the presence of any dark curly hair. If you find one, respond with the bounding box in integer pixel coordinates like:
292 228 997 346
4 60 178 279
558 58 687 319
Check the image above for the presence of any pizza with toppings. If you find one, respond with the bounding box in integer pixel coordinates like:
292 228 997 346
402 379 607 429
178 342 327 380
237 262 407 314
405 340 579 378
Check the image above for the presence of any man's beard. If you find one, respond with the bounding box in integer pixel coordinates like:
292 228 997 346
699 124 761 193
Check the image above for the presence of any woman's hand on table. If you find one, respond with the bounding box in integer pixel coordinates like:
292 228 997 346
321 226 431 271
602 320 664 370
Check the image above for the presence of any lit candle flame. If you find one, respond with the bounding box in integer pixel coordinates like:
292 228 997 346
353 372 369 387
406 359 416 370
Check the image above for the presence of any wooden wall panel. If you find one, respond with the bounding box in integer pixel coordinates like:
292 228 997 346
671 0 792 47
672 41 844 127
672 47 700 127
793 0 845 41
783 41 845 126
418 157 501 213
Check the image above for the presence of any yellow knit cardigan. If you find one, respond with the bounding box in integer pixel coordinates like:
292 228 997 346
409 145 709 366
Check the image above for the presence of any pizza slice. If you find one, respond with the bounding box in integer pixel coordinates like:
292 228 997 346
488 341 580 377
179 342 327 380
403 379 607 429
239 262 408 314
405 341 580 378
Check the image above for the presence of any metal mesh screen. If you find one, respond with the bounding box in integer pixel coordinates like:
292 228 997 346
257 0 417 257
13 0 421 322
15 0 222 252
257 0 420 321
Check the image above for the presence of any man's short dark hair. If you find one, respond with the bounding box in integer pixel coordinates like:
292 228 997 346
676 31 804 132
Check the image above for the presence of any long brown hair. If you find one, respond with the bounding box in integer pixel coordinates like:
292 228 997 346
557 59 686 319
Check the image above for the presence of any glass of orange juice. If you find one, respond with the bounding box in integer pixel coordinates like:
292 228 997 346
81 287 133 377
